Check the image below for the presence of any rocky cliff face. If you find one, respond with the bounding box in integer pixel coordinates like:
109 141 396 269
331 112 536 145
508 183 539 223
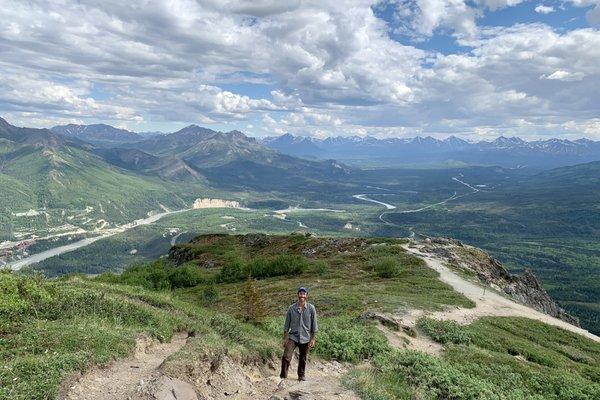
413 235 579 326
192 198 241 209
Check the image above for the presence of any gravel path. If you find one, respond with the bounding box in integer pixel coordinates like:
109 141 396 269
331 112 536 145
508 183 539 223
405 245 600 342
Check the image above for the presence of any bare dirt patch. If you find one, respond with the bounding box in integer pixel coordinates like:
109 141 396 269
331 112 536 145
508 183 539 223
61 332 189 400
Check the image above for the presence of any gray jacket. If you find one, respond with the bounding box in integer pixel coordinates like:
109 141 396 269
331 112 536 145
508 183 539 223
284 302 318 344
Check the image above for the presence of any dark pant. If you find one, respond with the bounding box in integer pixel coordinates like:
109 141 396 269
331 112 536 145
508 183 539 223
280 339 309 379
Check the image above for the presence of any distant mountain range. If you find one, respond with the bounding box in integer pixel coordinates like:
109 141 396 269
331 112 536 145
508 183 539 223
0 117 351 222
46 122 600 169
261 133 600 169
0 117 200 226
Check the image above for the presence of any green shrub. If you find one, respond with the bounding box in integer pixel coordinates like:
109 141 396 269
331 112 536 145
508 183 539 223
218 258 247 283
248 254 308 278
201 283 220 305
417 318 472 345
316 316 390 362
96 261 208 290
350 317 600 400
168 264 206 289
217 254 308 282
391 350 499 399
310 260 330 276
370 256 403 278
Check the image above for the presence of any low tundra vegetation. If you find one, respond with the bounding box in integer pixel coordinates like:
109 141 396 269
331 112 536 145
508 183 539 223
417 317 472 345
348 316 600 400
0 271 277 400
3 234 599 400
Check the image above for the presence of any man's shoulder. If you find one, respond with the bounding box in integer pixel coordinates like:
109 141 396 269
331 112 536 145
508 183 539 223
307 302 317 312
287 302 297 311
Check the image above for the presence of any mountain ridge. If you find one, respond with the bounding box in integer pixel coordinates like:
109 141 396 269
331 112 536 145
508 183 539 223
51 123 144 146
262 133 600 168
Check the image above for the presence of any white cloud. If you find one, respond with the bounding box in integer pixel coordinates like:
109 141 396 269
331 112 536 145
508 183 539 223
535 5 555 14
475 0 525 11
541 70 585 81
0 1 599 139
389 0 528 40
0 68 141 123
414 0 478 39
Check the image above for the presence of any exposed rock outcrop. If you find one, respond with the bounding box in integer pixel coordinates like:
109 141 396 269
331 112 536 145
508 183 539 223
412 234 579 326
193 198 241 209
357 311 401 331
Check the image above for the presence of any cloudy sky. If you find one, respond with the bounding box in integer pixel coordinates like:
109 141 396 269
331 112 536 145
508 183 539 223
1 0 599 139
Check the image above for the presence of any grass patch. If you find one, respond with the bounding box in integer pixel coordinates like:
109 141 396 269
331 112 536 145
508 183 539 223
348 316 600 400
0 272 278 400
417 318 472 345
173 234 474 317
369 256 403 278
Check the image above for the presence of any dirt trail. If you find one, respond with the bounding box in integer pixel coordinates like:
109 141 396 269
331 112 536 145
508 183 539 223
62 332 357 400
187 355 359 400
62 332 189 400
264 359 359 400
404 245 600 343
374 319 443 356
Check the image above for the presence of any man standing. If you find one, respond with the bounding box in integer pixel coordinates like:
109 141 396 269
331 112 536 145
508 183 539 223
280 286 318 381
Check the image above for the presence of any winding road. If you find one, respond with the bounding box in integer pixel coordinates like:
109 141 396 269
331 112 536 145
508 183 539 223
353 176 483 225
352 194 396 210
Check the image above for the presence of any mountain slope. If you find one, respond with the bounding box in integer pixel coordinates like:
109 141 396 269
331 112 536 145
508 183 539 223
0 118 206 240
124 124 352 190
51 123 144 146
1 117 72 148
128 125 283 167
92 147 206 182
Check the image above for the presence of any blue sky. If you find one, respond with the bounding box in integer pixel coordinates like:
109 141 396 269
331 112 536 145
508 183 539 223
0 0 599 140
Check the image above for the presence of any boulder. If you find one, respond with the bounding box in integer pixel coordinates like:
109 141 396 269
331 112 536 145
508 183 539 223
144 376 198 400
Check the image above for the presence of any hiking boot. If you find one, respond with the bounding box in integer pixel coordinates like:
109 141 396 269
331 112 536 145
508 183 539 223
298 376 306 381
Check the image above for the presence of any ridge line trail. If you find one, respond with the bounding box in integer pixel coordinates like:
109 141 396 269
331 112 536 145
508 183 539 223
63 332 189 400
404 245 600 343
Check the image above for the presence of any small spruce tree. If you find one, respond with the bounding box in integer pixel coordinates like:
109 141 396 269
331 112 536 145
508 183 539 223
240 278 268 324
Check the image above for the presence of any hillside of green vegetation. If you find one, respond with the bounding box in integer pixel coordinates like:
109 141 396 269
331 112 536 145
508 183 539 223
2 234 599 399
0 142 211 241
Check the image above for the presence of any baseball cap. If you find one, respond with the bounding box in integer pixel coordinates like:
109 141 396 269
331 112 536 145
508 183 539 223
298 286 308 293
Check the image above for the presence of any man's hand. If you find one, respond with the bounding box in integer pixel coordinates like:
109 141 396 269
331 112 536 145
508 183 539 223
308 338 316 349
